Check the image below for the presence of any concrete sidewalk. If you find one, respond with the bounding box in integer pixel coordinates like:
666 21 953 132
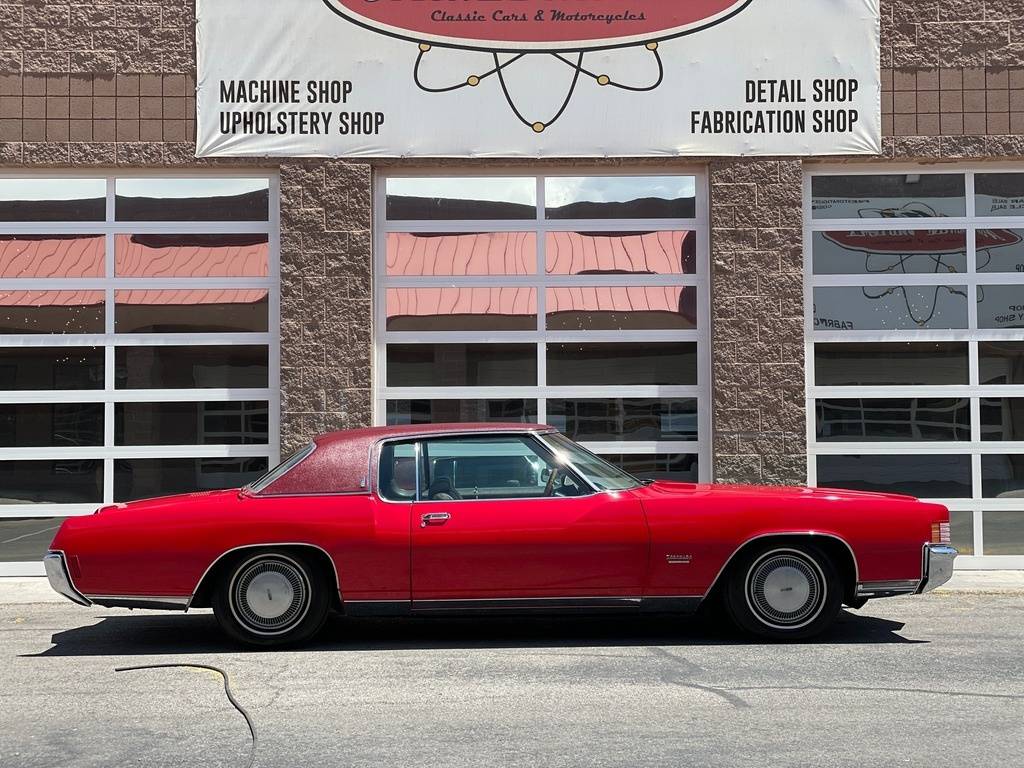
2 570 1021 605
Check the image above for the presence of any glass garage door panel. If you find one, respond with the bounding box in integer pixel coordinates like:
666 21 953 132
376 173 708 484
808 169 1024 563
0 174 279 569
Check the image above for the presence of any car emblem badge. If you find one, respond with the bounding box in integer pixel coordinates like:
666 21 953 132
666 554 693 564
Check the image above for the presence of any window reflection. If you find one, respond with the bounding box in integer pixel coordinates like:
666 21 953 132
115 234 269 277
115 178 270 222
545 231 695 275
386 399 537 425
115 346 268 389
549 399 698 442
814 342 969 386
950 510 974 555
385 288 536 332
545 286 696 331
386 344 536 387
545 176 696 219
812 231 967 275
599 454 698 482
0 179 105 222
547 342 697 386
812 286 968 331
976 229 1024 272
981 398 1024 441
0 291 104 334
981 454 1024 498
114 289 269 333
0 404 103 447
980 342 1024 385
977 285 1024 329
0 347 103 390
982 511 1024 554
385 177 536 220
811 174 966 219
0 235 104 278
385 232 535 276
0 517 70 562
975 173 1024 217
815 398 970 441
817 454 972 498
114 457 268 501
0 460 102 504
116 401 268 445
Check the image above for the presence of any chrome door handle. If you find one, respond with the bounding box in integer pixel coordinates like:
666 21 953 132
420 512 451 527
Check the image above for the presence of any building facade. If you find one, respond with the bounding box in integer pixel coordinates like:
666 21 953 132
2 1 1024 572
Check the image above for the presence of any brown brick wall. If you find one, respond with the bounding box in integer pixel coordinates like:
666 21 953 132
709 161 805 485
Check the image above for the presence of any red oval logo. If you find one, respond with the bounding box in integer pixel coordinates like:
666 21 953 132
323 0 753 51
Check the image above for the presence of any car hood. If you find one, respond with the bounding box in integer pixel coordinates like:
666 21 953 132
636 480 920 503
93 488 242 516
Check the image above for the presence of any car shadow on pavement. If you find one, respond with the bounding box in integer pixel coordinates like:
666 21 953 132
26 608 924 657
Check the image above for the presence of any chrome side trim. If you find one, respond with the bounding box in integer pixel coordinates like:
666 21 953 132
187 542 342 609
701 532 860 598
856 579 921 598
43 552 90 607
86 595 190 611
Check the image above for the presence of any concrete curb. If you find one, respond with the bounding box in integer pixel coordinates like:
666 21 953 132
2 571 1023 605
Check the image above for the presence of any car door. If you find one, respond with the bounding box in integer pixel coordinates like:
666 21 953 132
409 434 649 605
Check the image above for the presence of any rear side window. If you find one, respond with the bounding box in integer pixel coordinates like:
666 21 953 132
247 443 314 494
379 442 418 501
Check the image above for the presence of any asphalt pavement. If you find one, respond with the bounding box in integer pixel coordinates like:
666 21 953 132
1 592 1023 768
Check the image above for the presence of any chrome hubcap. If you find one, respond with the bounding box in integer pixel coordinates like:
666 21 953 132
230 556 310 636
746 550 825 629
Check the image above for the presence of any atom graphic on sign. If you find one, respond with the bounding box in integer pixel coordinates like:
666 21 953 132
411 42 664 133
319 0 753 132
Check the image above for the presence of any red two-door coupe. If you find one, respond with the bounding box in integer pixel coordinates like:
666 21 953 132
45 423 957 646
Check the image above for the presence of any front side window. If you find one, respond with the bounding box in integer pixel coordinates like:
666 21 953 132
417 435 587 501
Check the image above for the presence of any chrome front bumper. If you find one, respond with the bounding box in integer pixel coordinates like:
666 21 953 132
918 543 958 593
43 552 91 606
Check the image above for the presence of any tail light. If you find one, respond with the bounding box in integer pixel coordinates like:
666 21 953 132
931 522 950 544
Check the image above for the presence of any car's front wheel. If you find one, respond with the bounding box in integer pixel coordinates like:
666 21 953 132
723 543 842 641
212 550 329 647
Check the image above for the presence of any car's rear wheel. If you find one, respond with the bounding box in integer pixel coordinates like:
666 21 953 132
212 550 329 647
723 543 842 641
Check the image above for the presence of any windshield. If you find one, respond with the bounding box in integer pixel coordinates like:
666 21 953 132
540 433 642 492
246 442 315 494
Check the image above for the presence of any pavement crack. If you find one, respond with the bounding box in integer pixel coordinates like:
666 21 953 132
649 647 751 709
115 663 258 768
725 684 1024 701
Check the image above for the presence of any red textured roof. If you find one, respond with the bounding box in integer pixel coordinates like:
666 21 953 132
259 423 554 496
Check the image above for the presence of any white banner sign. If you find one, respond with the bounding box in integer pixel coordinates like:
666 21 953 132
196 0 881 158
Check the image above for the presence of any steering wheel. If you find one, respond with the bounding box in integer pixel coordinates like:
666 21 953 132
543 466 559 497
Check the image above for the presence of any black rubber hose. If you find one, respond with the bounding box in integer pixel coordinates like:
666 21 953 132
115 663 257 768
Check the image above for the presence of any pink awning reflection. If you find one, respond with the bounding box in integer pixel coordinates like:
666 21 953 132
0 235 104 278
115 234 269 277
546 231 694 275
386 232 536 276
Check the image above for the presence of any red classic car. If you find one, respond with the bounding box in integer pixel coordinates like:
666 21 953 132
45 423 957 646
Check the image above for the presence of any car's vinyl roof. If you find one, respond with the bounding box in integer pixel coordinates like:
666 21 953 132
314 422 555 447
257 423 555 496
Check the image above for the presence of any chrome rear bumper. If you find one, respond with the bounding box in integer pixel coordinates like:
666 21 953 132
43 552 91 606
918 543 958 593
